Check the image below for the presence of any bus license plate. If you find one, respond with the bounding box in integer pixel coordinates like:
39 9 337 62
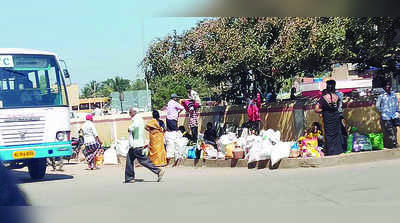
12 150 36 159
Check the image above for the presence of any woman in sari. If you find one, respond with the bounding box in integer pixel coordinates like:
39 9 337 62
145 110 167 167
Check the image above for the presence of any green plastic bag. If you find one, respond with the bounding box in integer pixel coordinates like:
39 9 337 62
368 133 384 150
346 134 353 153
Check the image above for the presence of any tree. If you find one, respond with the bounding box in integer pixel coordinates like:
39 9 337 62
130 79 146 91
80 80 101 98
141 17 400 105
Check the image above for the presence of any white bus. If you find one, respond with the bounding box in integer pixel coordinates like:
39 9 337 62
0 48 72 179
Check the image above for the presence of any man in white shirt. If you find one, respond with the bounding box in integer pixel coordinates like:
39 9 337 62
124 108 165 183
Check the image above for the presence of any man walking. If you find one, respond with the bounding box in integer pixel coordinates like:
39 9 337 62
376 81 399 149
124 108 164 183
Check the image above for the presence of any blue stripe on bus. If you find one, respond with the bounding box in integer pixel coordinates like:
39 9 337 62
0 141 72 161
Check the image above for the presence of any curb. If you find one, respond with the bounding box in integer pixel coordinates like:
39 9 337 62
277 149 400 169
116 149 400 169
182 159 248 168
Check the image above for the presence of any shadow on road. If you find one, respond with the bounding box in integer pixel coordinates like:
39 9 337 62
12 170 74 184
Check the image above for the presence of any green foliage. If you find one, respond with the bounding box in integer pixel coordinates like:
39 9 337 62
141 17 400 105
80 77 146 98
150 74 209 109
80 80 102 98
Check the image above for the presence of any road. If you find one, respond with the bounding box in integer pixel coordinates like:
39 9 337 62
14 159 400 223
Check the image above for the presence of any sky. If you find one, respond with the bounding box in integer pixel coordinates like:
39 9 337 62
0 1 207 89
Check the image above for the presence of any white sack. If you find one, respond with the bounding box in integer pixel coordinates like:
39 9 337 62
245 136 267 163
217 133 238 153
270 142 292 166
217 151 225 159
175 136 189 160
115 139 129 157
165 131 179 159
103 147 118 165
206 148 218 159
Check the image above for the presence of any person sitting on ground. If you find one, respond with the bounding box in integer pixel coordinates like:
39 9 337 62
178 125 192 141
203 122 218 150
310 122 324 148
290 87 297 100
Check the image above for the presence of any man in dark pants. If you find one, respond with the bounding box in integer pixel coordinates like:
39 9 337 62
376 81 399 149
124 108 165 183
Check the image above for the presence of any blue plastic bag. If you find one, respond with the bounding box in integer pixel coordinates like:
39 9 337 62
187 146 196 159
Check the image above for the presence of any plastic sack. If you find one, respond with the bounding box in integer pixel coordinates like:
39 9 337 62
175 136 189 160
165 131 180 159
270 142 292 166
115 139 129 157
353 134 372 152
289 142 299 158
187 146 196 159
217 151 225 159
217 133 237 153
204 144 218 159
368 133 384 150
246 137 270 163
263 129 281 145
225 143 235 159
103 147 118 165
95 151 104 167
346 134 353 153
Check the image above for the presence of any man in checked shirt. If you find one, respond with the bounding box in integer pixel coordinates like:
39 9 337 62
376 81 400 149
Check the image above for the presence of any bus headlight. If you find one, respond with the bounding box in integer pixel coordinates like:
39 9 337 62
56 131 66 141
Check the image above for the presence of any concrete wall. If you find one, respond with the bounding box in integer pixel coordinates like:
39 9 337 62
71 96 393 144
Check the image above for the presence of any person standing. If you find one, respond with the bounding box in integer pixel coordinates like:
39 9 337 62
186 85 201 144
165 94 185 164
247 92 261 135
166 94 184 132
186 99 200 143
186 84 201 106
326 80 347 151
314 81 344 156
82 114 102 170
376 81 399 149
145 110 167 167
124 108 165 183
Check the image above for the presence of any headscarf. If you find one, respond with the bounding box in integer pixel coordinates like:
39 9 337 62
86 114 93 121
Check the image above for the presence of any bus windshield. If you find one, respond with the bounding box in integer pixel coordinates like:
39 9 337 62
0 54 68 108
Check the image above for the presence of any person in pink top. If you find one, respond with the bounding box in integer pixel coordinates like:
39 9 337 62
247 92 262 134
166 93 184 132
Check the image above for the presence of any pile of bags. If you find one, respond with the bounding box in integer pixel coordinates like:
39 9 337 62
291 133 324 158
346 132 383 153
164 131 189 160
217 128 293 166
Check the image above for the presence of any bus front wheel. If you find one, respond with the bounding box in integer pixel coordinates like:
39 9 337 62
27 158 47 180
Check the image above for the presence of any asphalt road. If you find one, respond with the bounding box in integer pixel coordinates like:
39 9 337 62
13 159 400 223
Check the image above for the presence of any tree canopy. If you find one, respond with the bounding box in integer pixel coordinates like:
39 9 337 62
141 17 400 108
80 77 146 98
